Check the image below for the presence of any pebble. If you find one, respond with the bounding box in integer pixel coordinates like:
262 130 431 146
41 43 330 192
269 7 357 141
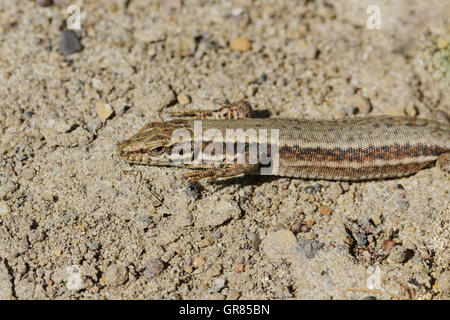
199 238 212 248
247 232 260 250
261 230 298 260
113 102 128 116
230 37 251 52
436 270 450 295
436 38 449 49
88 242 100 251
36 0 53 6
290 222 303 234
134 28 166 43
195 198 239 228
212 277 226 292
234 264 245 273
59 30 82 56
185 182 202 200
65 265 84 291
385 106 405 117
184 265 193 273
314 184 323 192
177 93 191 105
95 102 114 120
296 41 317 59
193 256 206 268
326 184 343 202
304 186 315 194
0 201 11 216
382 240 396 254
169 36 197 57
387 246 408 264
144 258 164 279
214 231 222 239
347 92 372 114
319 206 332 216
104 264 128 286
405 104 418 117
297 238 324 259
227 290 240 300
432 109 450 124
395 199 409 210
87 119 102 133
163 0 182 10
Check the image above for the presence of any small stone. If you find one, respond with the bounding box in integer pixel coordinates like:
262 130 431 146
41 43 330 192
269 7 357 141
405 104 418 117
87 119 102 133
326 184 343 202
247 232 260 250
296 41 317 59
95 102 114 120
0 201 11 216
185 182 202 200
163 0 182 10
347 92 372 114
297 238 324 259
59 30 82 56
382 240 396 254
184 265 193 273
0 262 14 300
36 0 53 6
385 106 405 117
301 225 311 233
227 290 240 300
395 199 409 210
65 265 84 291
134 28 166 43
234 263 245 273
319 206 332 215
432 109 450 124
387 246 408 264
436 38 449 49
144 258 164 279
113 103 128 116
214 231 222 239
22 168 36 181
193 256 206 268
261 230 298 260
208 292 225 300
290 222 303 234
304 186 315 194
305 220 315 227
88 242 100 251
212 277 226 292
230 37 251 52
436 270 450 296
195 198 238 228
199 238 212 248
354 232 368 247
207 264 222 277
177 93 191 105
18 238 30 254
104 264 128 286
169 36 196 57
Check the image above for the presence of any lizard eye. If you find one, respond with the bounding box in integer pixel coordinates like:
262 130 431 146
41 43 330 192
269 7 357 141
152 146 166 155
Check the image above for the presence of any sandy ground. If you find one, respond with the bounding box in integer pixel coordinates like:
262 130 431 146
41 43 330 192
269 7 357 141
0 0 449 300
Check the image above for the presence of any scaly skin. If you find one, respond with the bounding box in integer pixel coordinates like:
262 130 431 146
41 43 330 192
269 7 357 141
117 113 450 181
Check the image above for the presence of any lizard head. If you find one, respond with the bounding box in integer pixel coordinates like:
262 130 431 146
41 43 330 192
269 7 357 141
117 120 193 166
